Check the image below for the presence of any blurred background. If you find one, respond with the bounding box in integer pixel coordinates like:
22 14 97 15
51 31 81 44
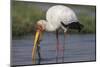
11 1 96 37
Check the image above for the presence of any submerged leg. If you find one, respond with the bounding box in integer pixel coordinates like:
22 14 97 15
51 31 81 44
56 30 60 63
37 43 41 64
62 32 67 62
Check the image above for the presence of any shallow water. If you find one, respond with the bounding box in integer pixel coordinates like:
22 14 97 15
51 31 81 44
11 33 96 66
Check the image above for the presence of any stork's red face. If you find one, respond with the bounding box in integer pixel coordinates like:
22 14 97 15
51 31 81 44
33 22 44 50
34 24 44 42
33 20 46 49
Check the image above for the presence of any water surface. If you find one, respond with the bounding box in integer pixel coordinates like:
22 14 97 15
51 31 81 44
11 33 96 65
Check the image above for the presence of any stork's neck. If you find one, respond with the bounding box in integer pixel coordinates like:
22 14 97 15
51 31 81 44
45 21 56 32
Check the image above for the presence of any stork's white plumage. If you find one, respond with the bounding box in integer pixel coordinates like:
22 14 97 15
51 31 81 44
37 5 79 32
45 5 78 32
32 5 84 64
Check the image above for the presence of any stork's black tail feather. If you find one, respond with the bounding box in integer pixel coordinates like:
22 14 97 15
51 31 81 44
61 21 84 32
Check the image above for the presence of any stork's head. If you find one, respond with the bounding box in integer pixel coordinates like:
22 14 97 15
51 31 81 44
36 20 47 31
33 20 46 47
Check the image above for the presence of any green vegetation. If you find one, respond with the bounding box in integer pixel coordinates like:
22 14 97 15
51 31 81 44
12 1 96 37
78 13 96 33
12 1 45 36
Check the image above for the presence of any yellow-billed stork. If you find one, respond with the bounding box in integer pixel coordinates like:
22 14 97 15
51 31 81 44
32 5 84 64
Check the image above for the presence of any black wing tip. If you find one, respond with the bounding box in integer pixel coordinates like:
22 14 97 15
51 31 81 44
61 22 68 28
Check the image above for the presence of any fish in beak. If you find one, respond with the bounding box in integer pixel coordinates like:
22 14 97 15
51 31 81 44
32 24 44 64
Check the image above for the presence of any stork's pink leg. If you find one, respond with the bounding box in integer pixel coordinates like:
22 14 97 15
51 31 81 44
56 30 59 63
62 32 66 62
